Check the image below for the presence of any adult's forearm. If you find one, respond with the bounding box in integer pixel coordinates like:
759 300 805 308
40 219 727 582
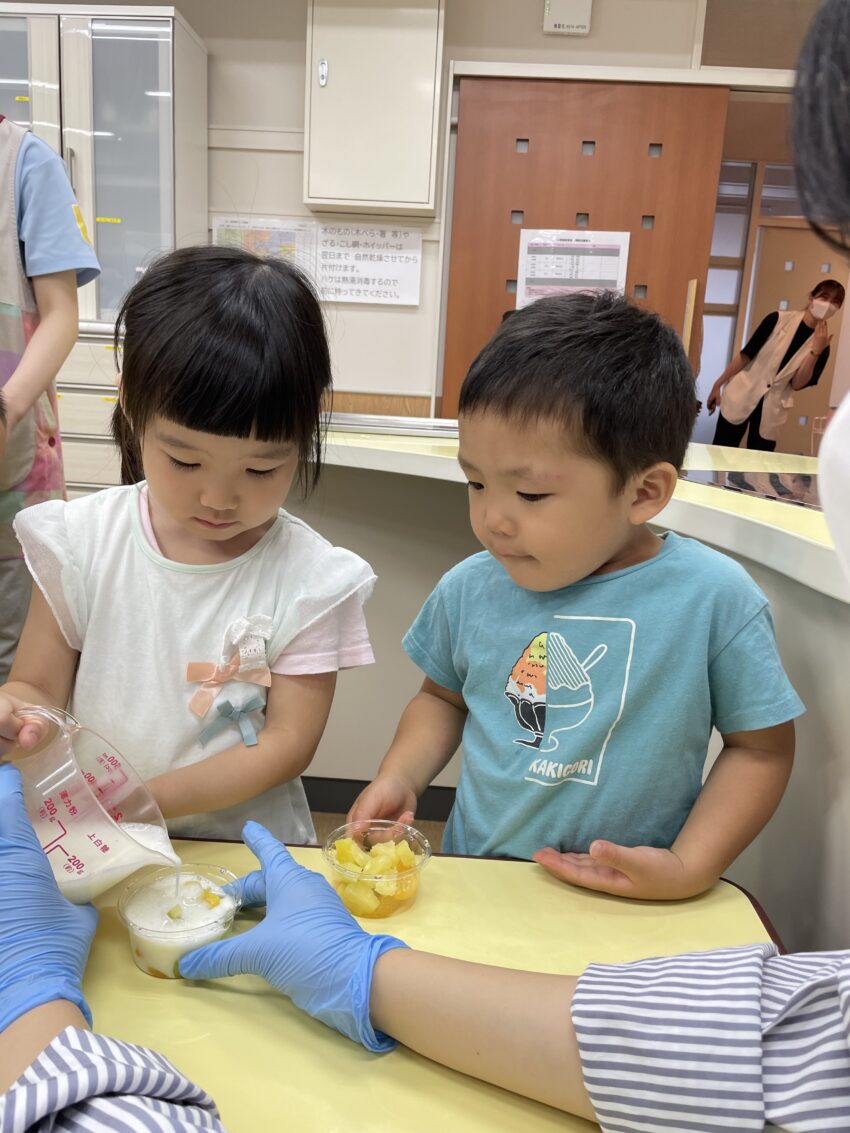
715 351 748 388
370 949 594 1119
3 276 78 430
790 351 819 390
0 1001 88 1092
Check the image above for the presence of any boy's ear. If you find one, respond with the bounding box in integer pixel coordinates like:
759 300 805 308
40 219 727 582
628 462 678 524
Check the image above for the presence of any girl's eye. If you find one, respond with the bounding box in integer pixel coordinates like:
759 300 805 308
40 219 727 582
518 492 550 503
247 467 278 478
466 481 484 492
167 455 199 471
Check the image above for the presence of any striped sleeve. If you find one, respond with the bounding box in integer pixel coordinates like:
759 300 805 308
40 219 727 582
572 944 850 1133
0 1026 226 1132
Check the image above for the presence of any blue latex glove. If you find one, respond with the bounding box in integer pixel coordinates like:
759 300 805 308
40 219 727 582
0 763 97 1032
179 821 408 1052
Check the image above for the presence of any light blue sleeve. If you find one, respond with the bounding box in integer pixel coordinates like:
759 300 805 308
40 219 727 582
15 133 100 285
709 605 804 734
402 581 464 693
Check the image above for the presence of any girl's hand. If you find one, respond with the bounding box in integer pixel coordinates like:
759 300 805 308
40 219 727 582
0 694 51 755
347 774 417 825
812 319 832 356
533 841 710 900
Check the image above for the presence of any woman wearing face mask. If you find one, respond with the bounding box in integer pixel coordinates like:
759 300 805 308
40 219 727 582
706 278 845 450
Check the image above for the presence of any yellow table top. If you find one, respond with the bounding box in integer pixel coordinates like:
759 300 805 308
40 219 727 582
85 843 773 1133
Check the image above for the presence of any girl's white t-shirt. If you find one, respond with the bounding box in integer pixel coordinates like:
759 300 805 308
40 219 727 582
136 485 374 675
14 484 377 842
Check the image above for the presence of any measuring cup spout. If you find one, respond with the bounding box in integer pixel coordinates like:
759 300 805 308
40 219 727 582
10 706 180 903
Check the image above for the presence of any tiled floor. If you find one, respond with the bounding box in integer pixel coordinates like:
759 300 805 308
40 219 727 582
312 812 444 853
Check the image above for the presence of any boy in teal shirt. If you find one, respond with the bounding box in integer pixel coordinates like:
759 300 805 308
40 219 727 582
353 291 802 900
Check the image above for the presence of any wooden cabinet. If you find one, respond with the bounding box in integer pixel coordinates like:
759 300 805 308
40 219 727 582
304 0 443 214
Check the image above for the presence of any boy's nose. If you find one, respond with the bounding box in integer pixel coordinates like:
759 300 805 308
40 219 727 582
484 505 514 537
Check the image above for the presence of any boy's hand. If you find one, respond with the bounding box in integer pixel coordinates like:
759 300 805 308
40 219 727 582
0 694 51 755
347 774 417 825
533 841 711 901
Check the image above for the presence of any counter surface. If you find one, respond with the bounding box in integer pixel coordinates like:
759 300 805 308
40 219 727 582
85 842 774 1133
324 432 847 601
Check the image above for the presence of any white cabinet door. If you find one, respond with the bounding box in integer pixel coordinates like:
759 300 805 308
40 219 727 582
305 0 443 213
61 15 174 323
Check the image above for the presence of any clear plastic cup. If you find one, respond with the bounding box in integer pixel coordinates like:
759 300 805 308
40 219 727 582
9 706 180 903
323 819 431 918
118 864 240 979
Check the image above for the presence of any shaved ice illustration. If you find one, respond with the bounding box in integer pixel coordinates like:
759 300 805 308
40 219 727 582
505 632 548 747
506 631 607 750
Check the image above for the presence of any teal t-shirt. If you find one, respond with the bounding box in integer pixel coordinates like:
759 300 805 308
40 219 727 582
403 533 804 859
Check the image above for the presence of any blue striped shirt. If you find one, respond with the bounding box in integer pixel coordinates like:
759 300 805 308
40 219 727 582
573 944 850 1131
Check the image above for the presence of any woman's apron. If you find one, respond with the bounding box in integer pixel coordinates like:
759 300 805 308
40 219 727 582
719 309 815 441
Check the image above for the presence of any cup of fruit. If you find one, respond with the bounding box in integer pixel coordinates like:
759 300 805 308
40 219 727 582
323 819 431 918
118 864 240 978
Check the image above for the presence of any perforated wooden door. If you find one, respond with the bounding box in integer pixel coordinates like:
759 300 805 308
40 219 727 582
442 78 729 416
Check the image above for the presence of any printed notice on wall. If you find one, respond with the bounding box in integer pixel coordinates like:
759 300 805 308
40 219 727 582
212 215 318 276
516 229 630 309
317 223 422 305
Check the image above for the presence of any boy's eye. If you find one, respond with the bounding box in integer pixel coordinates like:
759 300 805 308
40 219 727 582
247 467 278 478
517 492 550 503
466 481 484 492
167 455 200 471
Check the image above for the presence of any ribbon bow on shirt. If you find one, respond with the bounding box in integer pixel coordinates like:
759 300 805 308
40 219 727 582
199 696 265 747
186 658 272 717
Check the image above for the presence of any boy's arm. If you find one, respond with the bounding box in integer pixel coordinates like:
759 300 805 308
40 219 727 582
534 721 795 900
348 677 467 822
2 272 77 432
147 671 337 818
0 584 80 752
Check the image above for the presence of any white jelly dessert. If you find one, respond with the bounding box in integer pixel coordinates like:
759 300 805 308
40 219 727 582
118 866 238 979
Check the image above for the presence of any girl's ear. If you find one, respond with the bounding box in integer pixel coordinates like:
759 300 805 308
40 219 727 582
627 462 678 525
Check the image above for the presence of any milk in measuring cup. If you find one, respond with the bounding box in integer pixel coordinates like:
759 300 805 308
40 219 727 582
58 823 180 903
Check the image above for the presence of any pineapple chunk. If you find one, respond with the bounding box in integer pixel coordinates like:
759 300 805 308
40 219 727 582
202 889 222 909
395 840 416 869
333 837 370 870
374 874 398 897
166 904 183 920
339 880 381 916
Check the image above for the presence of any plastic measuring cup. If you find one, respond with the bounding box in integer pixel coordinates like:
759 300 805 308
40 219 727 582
9 706 180 903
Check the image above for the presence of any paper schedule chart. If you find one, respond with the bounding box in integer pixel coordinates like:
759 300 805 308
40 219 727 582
516 229 630 308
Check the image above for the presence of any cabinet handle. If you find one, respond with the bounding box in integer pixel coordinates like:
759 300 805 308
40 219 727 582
318 58 328 87
66 145 76 194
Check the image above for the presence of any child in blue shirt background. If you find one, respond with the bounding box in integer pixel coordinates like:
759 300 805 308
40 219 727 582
351 290 803 901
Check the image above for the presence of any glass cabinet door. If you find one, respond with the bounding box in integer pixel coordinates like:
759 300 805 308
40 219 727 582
73 17 174 322
0 17 31 127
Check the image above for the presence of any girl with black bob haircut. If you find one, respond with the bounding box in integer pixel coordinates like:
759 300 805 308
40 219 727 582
112 244 330 488
2 243 376 844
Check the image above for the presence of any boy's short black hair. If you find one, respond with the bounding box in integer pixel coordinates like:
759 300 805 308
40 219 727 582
458 290 698 491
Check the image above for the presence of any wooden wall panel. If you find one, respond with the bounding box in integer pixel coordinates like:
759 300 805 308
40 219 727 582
442 78 729 416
